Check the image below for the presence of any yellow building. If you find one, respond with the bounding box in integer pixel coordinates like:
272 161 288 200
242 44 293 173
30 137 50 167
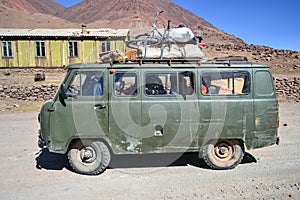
0 27 129 68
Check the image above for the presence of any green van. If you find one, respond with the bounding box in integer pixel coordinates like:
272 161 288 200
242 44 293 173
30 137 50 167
38 58 279 175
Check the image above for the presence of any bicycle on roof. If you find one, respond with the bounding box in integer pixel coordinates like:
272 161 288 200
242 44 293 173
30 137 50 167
126 11 197 54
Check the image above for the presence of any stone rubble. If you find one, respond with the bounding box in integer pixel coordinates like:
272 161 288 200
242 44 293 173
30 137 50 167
0 84 58 101
275 77 300 102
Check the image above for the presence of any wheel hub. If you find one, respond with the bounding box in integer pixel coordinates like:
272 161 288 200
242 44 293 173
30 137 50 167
80 147 96 163
214 142 233 160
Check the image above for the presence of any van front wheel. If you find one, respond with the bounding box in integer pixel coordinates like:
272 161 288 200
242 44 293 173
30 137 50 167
202 140 244 170
68 140 111 175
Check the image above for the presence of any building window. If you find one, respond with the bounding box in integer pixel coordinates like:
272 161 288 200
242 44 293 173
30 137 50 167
68 41 79 57
2 41 13 57
35 41 46 57
101 41 111 52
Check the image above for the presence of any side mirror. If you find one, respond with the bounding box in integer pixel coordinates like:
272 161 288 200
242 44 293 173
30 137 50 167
114 81 125 92
59 84 67 107
60 84 67 99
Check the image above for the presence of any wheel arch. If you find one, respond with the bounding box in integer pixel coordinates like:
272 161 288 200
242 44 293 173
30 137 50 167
67 137 113 155
202 138 245 151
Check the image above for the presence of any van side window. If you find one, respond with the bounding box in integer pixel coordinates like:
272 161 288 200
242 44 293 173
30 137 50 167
68 71 103 96
145 72 194 96
114 73 137 96
201 71 250 95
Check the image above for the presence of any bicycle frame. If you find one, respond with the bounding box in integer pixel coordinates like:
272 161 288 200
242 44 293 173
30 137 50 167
126 11 196 58
149 10 164 38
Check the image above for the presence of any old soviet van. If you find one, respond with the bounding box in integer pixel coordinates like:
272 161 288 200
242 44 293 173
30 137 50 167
38 58 279 175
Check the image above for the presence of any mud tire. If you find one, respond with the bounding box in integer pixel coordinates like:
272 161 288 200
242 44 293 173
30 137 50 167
202 140 244 170
68 140 111 175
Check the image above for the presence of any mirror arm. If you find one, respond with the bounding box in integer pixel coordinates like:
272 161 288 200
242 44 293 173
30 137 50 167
67 93 78 99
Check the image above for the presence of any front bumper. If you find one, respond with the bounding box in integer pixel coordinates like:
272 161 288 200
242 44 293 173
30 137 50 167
38 129 46 148
276 137 280 145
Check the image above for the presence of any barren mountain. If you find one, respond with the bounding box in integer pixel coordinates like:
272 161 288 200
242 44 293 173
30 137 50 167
58 0 213 28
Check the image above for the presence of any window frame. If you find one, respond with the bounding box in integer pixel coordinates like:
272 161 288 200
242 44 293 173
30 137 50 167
144 71 195 97
101 41 111 53
113 72 138 97
68 41 79 57
67 71 104 97
2 41 14 58
254 70 274 96
200 71 251 96
35 41 46 57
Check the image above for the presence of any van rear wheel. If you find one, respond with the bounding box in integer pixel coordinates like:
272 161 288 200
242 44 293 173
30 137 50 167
202 140 244 170
68 140 111 175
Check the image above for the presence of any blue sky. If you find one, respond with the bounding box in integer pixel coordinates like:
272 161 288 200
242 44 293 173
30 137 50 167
56 0 300 51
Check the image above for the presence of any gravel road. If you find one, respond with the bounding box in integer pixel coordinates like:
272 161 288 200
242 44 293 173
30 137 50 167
0 103 299 200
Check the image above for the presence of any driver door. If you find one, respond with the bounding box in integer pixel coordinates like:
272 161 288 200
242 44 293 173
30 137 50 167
49 69 109 150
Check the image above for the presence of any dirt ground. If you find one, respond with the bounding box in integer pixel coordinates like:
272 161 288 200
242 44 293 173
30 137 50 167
0 103 299 200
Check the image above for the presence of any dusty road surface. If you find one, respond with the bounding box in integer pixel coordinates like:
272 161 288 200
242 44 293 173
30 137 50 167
0 103 299 199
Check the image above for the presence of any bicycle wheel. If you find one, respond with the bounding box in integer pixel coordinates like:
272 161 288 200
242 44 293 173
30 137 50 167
135 33 150 40
126 37 161 49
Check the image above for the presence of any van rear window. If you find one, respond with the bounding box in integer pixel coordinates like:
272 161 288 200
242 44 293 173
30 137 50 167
201 71 250 95
254 71 274 96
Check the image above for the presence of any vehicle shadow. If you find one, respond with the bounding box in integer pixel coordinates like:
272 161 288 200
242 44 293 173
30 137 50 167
241 152 257 164
35 148 257 172
109 152 209 169
110 152 256 169
35 148 71 171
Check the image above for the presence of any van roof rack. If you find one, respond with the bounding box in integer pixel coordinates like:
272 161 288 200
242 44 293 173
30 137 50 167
215 56 248 62
128 58 202 66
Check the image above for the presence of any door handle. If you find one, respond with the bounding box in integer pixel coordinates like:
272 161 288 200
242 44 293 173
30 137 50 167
94 104 106 110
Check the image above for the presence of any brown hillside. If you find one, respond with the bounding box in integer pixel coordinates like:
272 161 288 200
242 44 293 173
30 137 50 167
0 0 79 29
0 10 80 29
0 0 65 15
0 0 75 29
28 0 65 15
0 0 38 13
